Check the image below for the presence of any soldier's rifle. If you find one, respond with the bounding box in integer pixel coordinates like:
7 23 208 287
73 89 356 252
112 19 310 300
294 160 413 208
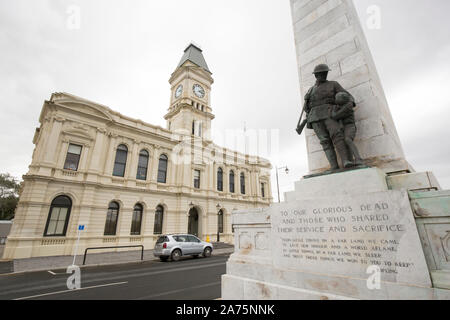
296 105 308 136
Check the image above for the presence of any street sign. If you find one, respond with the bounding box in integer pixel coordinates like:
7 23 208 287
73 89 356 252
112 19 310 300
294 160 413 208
73 225 86 266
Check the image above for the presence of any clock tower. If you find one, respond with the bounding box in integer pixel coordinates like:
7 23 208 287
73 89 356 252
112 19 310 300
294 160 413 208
165 43 215 141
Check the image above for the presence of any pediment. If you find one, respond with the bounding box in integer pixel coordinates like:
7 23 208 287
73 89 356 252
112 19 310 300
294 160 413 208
60 101 113 122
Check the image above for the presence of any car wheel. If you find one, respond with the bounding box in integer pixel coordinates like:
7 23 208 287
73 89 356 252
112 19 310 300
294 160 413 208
203 247 212 258
171 249 182 262
160 257 168 262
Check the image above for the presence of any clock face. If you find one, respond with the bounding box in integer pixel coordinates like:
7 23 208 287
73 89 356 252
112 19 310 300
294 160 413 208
175 85 183 98
193 84 205 99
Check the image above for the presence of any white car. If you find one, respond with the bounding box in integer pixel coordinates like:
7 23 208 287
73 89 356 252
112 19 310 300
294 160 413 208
153 234 214 262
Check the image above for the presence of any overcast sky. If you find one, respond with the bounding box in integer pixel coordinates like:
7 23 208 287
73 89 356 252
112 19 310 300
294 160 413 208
0 0 449 200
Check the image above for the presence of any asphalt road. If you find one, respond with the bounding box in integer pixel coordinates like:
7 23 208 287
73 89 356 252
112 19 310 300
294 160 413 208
0 254 230 300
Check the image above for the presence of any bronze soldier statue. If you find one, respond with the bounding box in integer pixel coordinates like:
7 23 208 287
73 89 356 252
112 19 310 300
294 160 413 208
298 64 355 170
332 92 364 166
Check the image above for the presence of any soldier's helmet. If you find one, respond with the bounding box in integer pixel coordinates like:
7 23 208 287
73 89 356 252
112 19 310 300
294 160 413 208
312 64 331 74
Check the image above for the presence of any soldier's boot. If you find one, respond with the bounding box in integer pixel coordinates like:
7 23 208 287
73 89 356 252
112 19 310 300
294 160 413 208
335 140 353 168
324 148 339 170
345 139 364 166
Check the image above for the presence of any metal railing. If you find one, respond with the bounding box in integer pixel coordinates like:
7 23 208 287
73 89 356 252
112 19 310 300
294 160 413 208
83 245 144 265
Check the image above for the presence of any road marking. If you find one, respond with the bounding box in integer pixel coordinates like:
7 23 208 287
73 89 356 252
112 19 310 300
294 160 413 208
48 270 68 276
14 281 128 300
137 281 221 300
81 261 226 284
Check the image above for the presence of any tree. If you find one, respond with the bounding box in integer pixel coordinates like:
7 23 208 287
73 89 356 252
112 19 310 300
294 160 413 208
0 173 21 220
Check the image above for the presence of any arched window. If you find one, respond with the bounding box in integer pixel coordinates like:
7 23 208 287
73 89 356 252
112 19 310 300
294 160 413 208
136 150 149 181
154 205 164 235
113 144 128 177
104 201 120 236
131 204 143 235
217 168 223 192
240 172 246 195
218 210 224 234
261 182 266 198
229 170 235 193
44 195 72 237
157 155 168 183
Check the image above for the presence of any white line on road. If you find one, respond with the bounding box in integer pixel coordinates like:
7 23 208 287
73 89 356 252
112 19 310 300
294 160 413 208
137 281 221 300
14 281 128 300
47 270 67 276
80 261 226 284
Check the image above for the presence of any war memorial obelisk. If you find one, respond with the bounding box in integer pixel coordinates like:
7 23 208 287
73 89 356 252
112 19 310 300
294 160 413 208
222 0 450 300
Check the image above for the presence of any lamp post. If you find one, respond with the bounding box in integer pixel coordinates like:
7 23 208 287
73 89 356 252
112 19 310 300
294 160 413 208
216 204 221 243
276 166 289 203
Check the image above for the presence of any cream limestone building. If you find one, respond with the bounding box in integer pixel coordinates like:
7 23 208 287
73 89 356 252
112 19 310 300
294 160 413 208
3 44 273 260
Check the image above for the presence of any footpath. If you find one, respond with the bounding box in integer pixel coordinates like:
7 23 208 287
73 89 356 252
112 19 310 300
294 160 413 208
0 242 234 274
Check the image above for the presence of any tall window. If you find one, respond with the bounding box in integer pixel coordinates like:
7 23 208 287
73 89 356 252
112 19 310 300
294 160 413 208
136 150 149 180
217 168 223 192
130 204 143 235
229 170 235 193
261 183 265 198
113 144 128 177
240 172 246 195
64 144 82 171
154 205 164 235
192 121 203 137
194 170 201 189
44 196 72 237
104 202 119 236
157 155 168 183
218 210 224 234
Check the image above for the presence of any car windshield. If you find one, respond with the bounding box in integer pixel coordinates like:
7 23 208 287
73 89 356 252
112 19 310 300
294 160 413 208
156 236 168 244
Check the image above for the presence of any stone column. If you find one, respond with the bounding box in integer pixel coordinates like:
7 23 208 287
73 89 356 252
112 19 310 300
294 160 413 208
87 128 107 179
150 146 160 182
128 140 140 181
42 117 64 166
290 0 412 174
104 135 117 176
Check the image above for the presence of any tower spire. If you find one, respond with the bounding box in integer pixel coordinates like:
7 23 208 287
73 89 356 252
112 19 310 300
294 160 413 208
176 43 211 73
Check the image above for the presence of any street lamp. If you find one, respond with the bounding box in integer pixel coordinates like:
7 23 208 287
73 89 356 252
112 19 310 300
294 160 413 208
216 204 221 243
276 166 289 203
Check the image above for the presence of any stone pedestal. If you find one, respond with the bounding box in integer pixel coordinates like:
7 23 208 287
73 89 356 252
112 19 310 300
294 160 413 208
290 0 412 174
222 169 450 299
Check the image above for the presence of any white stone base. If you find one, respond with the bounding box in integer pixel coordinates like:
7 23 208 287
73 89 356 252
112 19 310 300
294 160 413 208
222 264 450 300
222 168 450 300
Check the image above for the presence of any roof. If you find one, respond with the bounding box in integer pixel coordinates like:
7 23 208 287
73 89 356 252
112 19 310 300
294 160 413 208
176 43 211 73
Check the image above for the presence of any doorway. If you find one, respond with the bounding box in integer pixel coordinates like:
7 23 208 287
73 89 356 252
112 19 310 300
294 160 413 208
188 208 199 237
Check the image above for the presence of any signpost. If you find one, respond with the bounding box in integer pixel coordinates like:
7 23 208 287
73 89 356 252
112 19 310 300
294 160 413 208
72 225 85 266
